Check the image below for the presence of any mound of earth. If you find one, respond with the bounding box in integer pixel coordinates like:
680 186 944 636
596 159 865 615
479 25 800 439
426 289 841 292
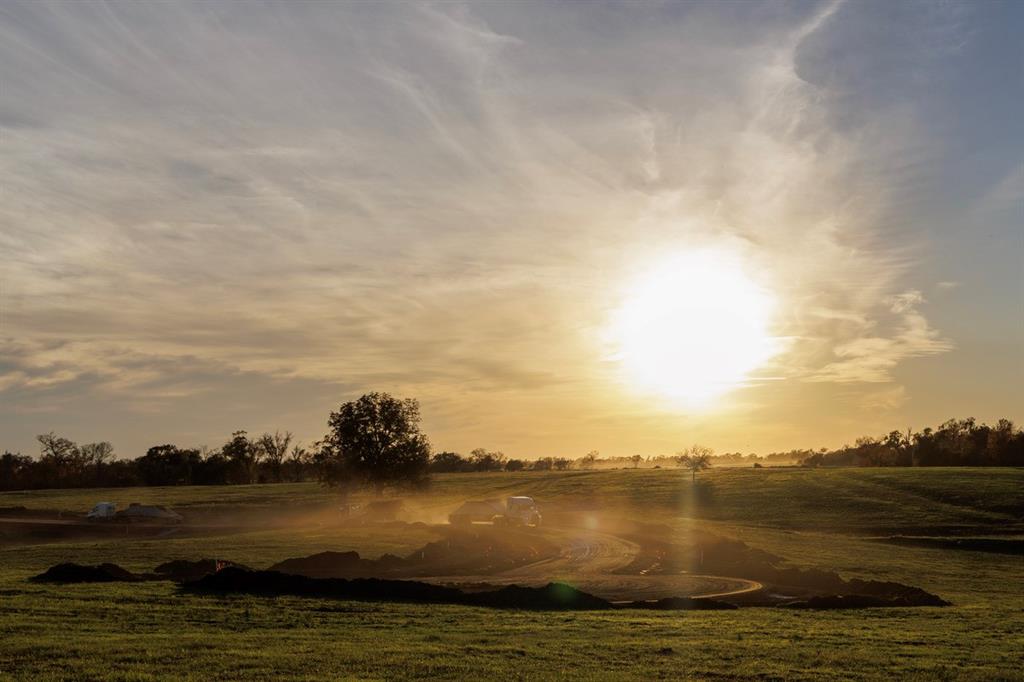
153 559 251 582
783 593 946 609
32 558 252 584
184 567 612 611
32 562 140 583
471 583 610 610
608 522 949 607
626 597 737 611
407 528 558 575
268 551 405 578
269 528 558 580
872 536 1024 555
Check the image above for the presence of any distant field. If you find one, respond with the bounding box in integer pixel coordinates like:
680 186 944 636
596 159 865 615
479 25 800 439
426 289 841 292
2 468 1022 680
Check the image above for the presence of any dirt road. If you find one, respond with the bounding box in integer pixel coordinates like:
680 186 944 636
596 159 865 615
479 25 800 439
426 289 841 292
425 524 761 601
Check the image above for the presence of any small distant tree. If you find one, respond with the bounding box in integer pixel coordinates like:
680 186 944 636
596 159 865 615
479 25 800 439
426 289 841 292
505 459 526 472
80 441 115 485
532 457 553 471
469 448 507 472
678 445 713 481
553 457 571 471
314 392 431 498
222 431 259 484
579 451 598 470
430 451 469 473
629 454 642 469
36 433 88 486
256 431 293 483
285 444 310 482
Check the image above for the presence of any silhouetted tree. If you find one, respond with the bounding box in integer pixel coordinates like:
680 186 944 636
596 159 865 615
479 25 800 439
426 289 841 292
553 457 571 471
532 457 553 471
505 459 526 472
579 451 599 470
314 393 431 497
285 444 311 482
256 431 292 483
469 448 506 472
430 451 469 473
678 445 713 481
80 441 115 485
222 431 259 484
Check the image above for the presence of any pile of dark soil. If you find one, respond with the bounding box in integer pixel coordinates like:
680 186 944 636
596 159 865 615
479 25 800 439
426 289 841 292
625 597 737 611
32 558 252 584
609 522 949 607
783 594 937 609
31 562 141 583
268 551 405 578
153 559 251 582
872 536 1024 555
269 528 559 579
185 567 613 611
406 528 558 575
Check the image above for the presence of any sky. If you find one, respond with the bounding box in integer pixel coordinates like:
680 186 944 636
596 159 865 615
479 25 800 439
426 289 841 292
1 0 1021 459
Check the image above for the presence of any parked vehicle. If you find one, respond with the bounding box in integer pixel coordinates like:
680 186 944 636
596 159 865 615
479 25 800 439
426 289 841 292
86 502 117 520
449 496 541 527
86 501 183 524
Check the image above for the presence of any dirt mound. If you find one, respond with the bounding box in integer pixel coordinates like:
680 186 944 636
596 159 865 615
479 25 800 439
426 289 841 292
268 551 405 578
269 528 558 580
872 536 1024 555
32 562 140 583
32 559 251 584
471 583 610 610
606 521 949 607
153 559 251 582
184 567 613 611
405 528 557 575
784 593 946 609
626 597 738 611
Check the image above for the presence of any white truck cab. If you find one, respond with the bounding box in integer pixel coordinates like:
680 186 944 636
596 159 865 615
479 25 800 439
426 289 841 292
505 496 542 526
87 502 117 520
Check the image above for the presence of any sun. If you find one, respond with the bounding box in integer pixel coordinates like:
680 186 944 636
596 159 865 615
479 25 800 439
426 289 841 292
610 249 779 407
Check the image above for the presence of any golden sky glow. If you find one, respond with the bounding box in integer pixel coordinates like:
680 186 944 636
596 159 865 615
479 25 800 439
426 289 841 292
1 2 1021 458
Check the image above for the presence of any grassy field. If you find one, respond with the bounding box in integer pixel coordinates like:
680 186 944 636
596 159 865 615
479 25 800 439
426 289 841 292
1 468 1022 680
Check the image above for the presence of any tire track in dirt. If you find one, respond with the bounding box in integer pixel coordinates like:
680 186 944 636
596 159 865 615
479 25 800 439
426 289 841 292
424 524 760 601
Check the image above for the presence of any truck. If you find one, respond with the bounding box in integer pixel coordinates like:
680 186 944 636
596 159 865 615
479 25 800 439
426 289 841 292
86 502 117 520
448 496 541 527
86 502 183 524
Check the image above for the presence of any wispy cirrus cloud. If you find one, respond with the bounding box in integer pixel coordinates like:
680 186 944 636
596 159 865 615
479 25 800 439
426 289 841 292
810 291 953 383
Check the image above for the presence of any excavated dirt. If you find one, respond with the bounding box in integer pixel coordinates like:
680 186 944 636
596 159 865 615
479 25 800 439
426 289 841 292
269 526 559 579
185 567 613 611
31 559 249 584
871 536 1024 555
582 519 950 607
32 562 142 583
28 512 950 609
624 597 737 611
153 559 251 582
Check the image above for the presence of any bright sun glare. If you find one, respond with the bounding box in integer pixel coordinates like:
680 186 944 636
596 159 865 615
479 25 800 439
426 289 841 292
612 250 779 407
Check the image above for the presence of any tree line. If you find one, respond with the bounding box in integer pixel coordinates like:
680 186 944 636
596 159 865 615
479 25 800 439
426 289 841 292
798 418 1024 467
2 401 1021 492
0 430 314 491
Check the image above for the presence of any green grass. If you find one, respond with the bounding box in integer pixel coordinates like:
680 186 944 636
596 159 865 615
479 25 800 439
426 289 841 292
2 468 1023 680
